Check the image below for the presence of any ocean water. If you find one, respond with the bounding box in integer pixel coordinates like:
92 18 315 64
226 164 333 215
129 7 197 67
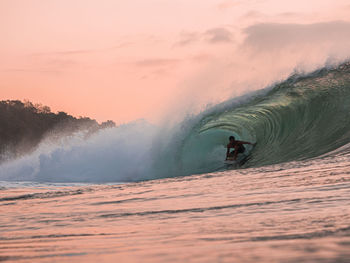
1 63 350 262
1 154 350 262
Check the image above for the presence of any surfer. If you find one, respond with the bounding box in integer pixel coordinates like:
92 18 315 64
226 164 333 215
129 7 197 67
226 136 254 161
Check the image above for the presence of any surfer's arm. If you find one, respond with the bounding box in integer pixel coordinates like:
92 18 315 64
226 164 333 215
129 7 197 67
233 145 239 160
239 141 253 145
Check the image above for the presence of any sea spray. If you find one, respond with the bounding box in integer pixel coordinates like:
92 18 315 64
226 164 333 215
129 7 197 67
1 63 350 182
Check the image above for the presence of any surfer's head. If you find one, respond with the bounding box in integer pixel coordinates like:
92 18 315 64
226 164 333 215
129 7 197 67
229 136 235 142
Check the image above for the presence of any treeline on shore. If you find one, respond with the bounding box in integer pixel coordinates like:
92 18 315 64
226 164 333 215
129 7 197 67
0 100 115 161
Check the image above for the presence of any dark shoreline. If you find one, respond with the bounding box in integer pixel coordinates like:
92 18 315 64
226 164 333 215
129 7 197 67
0 100 115 161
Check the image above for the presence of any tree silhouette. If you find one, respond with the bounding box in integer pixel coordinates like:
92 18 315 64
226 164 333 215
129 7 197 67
0 100 115 161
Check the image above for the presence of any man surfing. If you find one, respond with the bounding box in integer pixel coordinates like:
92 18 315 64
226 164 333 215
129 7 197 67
226 136 254 161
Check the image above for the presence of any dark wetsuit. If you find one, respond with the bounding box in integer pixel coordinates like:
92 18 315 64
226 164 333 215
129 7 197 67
227 141 248 159
230 144 245 155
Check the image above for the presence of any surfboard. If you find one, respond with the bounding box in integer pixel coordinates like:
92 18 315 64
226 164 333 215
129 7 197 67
224 143 256 167
224 153 248 166
224 159 237 165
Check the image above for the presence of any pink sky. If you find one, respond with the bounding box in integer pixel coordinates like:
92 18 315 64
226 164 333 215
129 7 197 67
1 0 350 123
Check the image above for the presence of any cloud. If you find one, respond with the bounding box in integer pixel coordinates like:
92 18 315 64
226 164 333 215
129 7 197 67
134 58 181 68
135 59 182 80
175 32 200 46
243 21 350 52
111 42 133 49
175 27 234 47
275 12 300 18
191 53 213 63
240 10 310 23
242 10 265 20
217 0 265 11
46 58 77 67
32 49 95 57
204 28 233 43
32 42 133 57
217 0 242 10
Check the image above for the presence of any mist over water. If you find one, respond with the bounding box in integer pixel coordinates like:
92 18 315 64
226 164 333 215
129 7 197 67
1 62 350 183
0 121 157 182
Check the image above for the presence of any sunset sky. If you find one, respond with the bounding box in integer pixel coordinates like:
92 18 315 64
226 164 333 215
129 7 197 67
1 0 350 123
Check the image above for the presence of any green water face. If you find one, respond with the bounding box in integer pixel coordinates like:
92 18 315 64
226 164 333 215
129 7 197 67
179 63 350 172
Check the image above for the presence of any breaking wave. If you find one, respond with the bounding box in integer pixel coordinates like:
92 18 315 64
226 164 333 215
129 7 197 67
1 62 350 182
